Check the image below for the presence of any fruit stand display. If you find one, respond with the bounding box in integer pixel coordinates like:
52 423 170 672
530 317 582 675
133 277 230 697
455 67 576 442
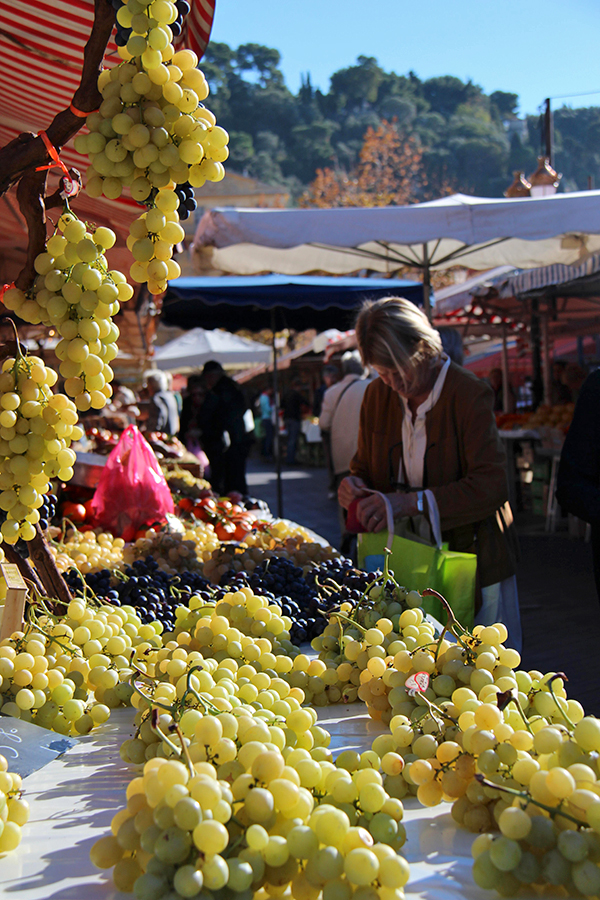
2 4 600 900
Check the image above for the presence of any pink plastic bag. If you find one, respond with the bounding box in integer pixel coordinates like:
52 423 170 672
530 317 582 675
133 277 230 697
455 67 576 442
91 425 174 539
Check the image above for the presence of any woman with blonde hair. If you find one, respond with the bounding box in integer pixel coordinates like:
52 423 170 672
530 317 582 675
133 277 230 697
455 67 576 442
338 296 520 643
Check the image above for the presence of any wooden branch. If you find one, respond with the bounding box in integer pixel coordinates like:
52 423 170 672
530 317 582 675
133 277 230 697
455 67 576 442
29 525 73 609
14 167 82 292
15 169 48 291
0 0 115 197
3 544 46 597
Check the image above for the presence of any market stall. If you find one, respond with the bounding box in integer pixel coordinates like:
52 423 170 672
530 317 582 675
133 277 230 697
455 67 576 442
190 191 600 317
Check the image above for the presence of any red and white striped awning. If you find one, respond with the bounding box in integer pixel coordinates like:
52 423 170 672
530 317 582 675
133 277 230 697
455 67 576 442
0 0 215 265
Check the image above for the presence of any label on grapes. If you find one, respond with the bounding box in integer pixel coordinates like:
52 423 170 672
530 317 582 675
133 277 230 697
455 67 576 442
405 671 430 695
0 715 76 778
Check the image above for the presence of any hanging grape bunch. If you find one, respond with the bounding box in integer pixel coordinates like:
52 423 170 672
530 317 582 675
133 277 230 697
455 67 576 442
2 211 133 414
75 0 229 296
0 351 83 544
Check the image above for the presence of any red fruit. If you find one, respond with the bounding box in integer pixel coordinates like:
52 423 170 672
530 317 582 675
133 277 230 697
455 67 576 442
232 522 252 542
61 501 87 524
215 521 237 541
178 497 194 512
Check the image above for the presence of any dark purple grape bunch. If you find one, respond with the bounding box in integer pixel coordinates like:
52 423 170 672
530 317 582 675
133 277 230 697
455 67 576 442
38 492 58 532
171 0 191 37
175 181 197 220
111 0 131 48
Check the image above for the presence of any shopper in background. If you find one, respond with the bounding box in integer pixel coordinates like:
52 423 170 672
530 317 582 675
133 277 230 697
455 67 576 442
165 370 183 416
488 367 516 414
556 369 600 600
140 370 180 436
258 386 275 459
320 352 365 499
281 378 307 465
312 365 339 417
338 296 521 646
177 374 213 471
551 360 572 405
437 326 464 366
201 360 252 495
329 358 375 555
110 381 140 425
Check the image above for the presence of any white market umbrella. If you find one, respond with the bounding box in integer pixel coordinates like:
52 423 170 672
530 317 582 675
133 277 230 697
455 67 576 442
191 191 600 315
153 327 272 373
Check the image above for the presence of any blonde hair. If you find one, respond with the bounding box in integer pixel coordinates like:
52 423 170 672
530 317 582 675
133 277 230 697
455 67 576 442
355 297 442 395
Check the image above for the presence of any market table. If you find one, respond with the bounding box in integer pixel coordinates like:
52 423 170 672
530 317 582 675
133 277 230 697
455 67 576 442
0 705 539 900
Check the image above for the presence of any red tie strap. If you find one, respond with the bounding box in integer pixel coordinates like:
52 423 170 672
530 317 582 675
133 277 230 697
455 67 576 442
69 102 99 117
36 131 76 196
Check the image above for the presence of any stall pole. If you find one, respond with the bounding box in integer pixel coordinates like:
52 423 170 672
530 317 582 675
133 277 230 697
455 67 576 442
541 312 552 406
271 311 284 518
501 324 511 414
530 298 543 408
422 246 431 321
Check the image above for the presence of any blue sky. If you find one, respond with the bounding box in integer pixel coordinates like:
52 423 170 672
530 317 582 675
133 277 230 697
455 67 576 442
210 0 600 116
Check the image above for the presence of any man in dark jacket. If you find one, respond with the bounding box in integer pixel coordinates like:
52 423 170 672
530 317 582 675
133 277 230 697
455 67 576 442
201 361 252 495
556 369 600 599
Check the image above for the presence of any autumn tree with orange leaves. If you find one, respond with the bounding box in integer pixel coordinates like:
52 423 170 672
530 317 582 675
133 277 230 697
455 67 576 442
300 119 426 208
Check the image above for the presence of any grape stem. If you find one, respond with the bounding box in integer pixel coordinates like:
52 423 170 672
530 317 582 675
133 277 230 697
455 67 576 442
544 673 575 730
4 318 23 359
415 692 458 727
182 666 221 715
150 707 190 769
474 773 588 828
422 588 472 659
504 692 534 734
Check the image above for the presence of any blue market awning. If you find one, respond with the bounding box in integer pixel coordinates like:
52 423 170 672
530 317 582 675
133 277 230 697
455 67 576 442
162 275 424 331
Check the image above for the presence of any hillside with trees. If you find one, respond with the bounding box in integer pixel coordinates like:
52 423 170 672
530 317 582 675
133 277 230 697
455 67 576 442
201 42 600 203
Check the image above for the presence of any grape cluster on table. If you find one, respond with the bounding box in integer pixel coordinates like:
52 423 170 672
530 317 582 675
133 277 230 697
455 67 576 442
221 555 374 644
65 557 211 631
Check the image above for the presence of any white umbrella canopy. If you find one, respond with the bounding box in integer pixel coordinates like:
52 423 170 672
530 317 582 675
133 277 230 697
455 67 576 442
152 327 272 373
191 191 600 278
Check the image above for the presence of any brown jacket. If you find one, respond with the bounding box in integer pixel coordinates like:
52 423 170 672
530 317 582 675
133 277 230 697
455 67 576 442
350 362 518 588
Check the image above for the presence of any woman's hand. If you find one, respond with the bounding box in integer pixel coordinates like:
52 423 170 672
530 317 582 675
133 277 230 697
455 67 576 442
338 475 368 509
357 491 419 532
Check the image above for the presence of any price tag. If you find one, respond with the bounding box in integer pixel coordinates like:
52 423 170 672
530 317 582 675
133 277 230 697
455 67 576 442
405 671 430 696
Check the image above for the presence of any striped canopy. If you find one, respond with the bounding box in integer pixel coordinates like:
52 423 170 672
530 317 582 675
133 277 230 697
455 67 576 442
0 0 215 254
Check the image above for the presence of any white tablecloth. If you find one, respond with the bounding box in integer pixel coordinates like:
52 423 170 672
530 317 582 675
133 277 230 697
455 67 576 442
1 705 541 900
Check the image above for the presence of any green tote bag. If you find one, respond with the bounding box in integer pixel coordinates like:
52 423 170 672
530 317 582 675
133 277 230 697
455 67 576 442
357 490 477 630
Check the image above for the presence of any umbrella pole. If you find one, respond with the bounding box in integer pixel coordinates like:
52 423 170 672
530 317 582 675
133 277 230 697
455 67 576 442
541 312 552 406
530 299 543 408
271 310 284 518
422 247 431 321
501 324 510 414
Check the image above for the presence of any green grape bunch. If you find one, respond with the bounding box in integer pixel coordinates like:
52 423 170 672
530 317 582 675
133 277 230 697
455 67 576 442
2 212 133 414
74 0 229 295
0 353 83 543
